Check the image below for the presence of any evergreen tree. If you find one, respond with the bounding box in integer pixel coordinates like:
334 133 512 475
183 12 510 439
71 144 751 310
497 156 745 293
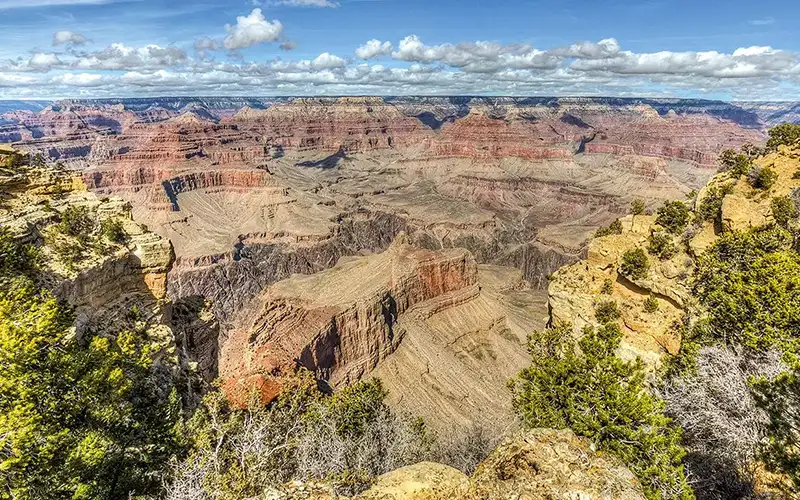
511 322 693 500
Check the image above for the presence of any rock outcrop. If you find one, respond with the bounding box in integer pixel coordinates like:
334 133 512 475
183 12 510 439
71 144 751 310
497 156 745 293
0 157 209 399
263 429 646 500
547 143 800 366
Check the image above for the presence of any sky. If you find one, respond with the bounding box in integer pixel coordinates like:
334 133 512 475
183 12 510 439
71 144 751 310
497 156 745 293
0 0 798 100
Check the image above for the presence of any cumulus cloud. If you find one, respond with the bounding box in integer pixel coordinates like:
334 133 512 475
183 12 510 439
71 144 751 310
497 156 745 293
29 53 61 70
570 46 798 78
280 40 297 51
1 33 800 100
51 72 104 86
551 38 621 59
392 35 561 72
223 8 284 50
311 52 346 69
355 39 393 59
53 30 89 46
70 43 188 70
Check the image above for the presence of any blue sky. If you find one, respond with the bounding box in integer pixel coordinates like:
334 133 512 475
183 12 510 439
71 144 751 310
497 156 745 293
0 0 798 99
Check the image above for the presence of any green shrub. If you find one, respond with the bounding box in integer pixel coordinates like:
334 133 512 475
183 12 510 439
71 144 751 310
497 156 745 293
58 206 95 239
752 367 800 494
511 323 693 500
0 228 39 280
771 196 797 227
0 242 184 499
692 226 800 352
620 247 650 280
718 149 753 177
749 166 778 190
101 218 128 245
631 199 646 215
697 184 734 221
595 300 621 324
648 232 677 260
644 295 660 313
656 201 690 234
595 219 623 238
766 123 800 152
601 278 614 295
52 238 85 269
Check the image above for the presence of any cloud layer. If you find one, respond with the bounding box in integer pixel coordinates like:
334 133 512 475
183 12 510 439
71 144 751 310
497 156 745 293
0 8 798 100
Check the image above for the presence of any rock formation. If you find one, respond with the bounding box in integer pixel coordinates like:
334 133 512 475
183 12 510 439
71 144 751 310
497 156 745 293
546 142 800 366
261 429 646 500
219 234 547 428
0 157 211 398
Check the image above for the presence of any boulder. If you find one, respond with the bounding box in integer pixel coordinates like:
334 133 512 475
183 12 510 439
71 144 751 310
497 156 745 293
356 463 468 500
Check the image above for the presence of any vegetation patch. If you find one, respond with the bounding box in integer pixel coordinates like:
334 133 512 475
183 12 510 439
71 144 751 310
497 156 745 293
620 247 650 280
511 323 693 500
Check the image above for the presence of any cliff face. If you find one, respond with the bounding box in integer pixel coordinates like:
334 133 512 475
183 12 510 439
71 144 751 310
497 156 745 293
228 97 430 153
218 235 548 429
0 160 215 398
219 235 478 406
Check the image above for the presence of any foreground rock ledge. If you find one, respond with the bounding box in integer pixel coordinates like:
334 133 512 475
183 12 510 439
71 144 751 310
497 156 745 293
267 429 646 500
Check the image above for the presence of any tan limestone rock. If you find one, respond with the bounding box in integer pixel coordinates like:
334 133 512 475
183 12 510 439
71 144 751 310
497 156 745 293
466 429 646 500
356 463 468 500
353 429 646 500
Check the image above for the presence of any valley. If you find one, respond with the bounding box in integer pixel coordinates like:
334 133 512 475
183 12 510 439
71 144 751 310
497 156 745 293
0 95 785 429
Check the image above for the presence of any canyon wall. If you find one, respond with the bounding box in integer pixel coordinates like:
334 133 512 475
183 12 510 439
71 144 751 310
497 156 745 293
1 96 778 347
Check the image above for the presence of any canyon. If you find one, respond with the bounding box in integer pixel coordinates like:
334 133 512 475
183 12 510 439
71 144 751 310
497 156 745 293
2 96 796 427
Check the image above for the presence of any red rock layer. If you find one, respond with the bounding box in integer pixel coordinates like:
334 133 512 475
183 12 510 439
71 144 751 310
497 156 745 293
429 109 582 160
226 97 430 153
583 111 763 167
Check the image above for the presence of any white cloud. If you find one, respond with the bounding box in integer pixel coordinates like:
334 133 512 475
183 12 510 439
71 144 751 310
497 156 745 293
356 39 393 59
392 35 564 73
312 52 346 69
1 33 800 99
194 37 220 58
29 53 61 70
732 46 775 57
71 43 188 70
223 8 284 50
53 30 89 46
748 17 775 26
0 72 36 87
51 72 104 86
280 40 297 51
551 38 621 59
